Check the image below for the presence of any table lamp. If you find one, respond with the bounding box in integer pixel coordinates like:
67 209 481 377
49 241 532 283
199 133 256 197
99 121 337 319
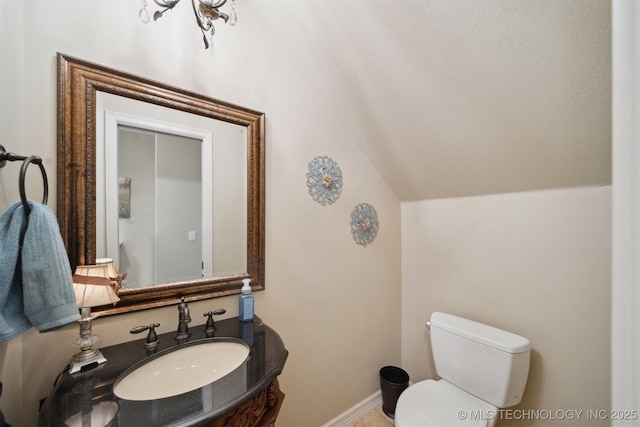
69 258 123 374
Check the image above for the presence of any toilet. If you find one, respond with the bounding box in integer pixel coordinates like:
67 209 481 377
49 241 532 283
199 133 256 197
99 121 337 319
395 312 531 427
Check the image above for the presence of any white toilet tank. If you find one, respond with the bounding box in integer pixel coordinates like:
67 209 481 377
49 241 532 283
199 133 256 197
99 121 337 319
429 312 531 408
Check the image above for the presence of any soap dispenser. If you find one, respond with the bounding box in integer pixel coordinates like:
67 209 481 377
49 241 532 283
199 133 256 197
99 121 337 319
239 278 254 321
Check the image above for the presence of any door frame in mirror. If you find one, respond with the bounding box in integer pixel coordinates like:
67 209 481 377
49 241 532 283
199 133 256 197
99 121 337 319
57 53 265 316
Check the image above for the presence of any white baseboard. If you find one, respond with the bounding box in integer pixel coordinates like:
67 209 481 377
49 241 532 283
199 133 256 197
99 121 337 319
321 390 383 427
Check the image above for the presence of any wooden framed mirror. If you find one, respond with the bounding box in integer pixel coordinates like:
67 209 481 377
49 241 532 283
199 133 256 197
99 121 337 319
57 53 265 316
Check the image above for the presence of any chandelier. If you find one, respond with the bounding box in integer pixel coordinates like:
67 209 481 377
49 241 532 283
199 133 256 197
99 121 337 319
139 0 238 49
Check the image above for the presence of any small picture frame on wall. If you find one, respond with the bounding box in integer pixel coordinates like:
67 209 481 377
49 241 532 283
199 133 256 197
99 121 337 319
119 177 131 218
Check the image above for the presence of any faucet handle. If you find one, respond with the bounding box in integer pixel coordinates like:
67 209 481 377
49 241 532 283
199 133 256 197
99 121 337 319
178 296 192 323
203 309 226 336
130 323 160 346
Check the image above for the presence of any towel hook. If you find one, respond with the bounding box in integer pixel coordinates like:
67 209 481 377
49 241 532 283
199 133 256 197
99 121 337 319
1 145 49 215
19 156 49 215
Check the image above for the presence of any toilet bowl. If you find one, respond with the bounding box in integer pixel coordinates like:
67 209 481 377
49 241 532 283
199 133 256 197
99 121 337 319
394 312 531 427
395 380 497 427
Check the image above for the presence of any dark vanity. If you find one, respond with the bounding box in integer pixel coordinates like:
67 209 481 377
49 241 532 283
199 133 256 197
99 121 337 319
38 316 288 426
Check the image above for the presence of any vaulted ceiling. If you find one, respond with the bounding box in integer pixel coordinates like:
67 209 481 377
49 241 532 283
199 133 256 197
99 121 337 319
253 0 611 201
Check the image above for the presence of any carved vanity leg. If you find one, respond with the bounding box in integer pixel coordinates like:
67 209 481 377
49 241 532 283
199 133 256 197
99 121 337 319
208 378 285 427
259 378 285 427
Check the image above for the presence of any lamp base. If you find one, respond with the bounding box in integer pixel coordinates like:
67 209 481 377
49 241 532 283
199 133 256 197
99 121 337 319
69 349 107 374
69 307 107 374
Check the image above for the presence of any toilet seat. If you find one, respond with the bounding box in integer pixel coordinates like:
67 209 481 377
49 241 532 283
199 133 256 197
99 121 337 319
395 380 497 427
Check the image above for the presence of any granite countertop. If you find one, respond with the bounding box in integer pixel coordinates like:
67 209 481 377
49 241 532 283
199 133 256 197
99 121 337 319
38 315 288 427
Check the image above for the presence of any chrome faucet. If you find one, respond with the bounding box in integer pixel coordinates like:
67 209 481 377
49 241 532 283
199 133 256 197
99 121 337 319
175 296 192 343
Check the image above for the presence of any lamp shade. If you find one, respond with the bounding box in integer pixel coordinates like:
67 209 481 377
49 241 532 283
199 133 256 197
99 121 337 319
75 258 120 281
73 258 122 308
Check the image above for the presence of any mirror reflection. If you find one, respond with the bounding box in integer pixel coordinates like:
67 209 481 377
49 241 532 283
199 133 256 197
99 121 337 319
96 93 247 288
117 127 204 286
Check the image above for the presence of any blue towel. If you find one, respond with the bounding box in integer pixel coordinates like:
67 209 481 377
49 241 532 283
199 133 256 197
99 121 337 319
0 202 30 341
0 201 80 342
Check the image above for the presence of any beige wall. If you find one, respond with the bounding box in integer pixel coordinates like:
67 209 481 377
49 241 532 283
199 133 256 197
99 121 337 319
401 186 611 426
0 1 402 425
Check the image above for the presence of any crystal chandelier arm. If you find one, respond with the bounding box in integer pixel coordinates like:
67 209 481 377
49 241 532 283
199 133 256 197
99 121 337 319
153 0 180 7
191 0 212 49
152 0 181 21
140 0 234 49
198 0 229 23
191 0 211 31
206 0 228 8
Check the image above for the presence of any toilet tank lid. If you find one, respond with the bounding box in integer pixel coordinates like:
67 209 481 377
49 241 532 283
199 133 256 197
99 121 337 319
430 312 531 353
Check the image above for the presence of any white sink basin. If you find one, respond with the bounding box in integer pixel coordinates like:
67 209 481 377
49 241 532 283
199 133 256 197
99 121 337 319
113 340 250 401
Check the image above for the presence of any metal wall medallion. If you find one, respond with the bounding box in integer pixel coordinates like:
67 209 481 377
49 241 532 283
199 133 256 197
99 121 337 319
306 156 343 206
350 203 379 246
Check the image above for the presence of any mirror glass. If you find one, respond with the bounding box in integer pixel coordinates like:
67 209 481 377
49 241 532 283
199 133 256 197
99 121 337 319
57 53 265 316
96 93 247 287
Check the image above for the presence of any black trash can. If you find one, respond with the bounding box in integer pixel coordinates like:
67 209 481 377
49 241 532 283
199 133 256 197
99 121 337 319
379 366 409 418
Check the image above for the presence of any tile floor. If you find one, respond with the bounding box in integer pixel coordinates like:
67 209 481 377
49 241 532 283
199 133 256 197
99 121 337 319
350 405 394 427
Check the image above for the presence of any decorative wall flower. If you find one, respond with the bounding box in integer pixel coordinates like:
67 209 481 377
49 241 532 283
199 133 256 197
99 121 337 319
306 156 343 206
350 203 379 246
